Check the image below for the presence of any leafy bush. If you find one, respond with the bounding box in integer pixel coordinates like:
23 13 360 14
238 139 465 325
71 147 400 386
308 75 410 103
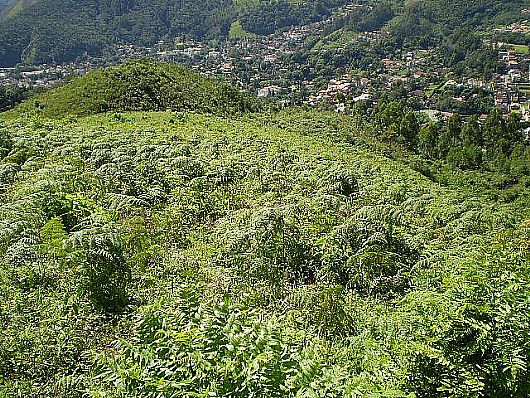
317 205 418 298
67 222 130 312
407 243 530 397
90 285 350 398
217 207 314 285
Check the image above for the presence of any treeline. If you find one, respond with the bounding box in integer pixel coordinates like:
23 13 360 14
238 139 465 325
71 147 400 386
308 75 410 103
439 28 502 77
357 99 530 175
323 1 395 35
0 85 40 112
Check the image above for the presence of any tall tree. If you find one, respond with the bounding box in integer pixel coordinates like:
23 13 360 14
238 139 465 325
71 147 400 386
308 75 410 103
418 122 439 159
461 115 483 147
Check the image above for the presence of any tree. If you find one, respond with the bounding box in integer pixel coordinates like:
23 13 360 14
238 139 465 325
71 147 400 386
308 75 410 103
446 114 463 146
461 115 483 147
374 99 406 140
483 108 505 151
504 112 523 152
418 123 439 159
400 111 420 148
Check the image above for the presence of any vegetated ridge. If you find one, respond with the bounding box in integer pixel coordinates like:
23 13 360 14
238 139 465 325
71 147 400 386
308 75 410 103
1 0 526 67
0 0 348 66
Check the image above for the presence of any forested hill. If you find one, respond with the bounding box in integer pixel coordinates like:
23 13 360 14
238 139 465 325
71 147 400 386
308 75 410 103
0 0 527 67
391 0 528 43
0 0 347 67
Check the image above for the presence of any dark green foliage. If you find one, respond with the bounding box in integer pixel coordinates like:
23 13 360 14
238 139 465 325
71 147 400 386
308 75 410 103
67 223 130 311
0 125 13 158
0 0 349 66
0 85 39 112
318 205 418 297
218 207 314 285
366 97 529 176
240 0 347 35
418 123 438 159
447 144 483 170
391 0 527 45
0 0 233 66
90 287 351 397
400 111 419 149
407 242 530 397
461 116 483 147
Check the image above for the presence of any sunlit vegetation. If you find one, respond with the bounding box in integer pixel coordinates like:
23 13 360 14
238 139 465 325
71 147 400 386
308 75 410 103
12 60 259 118
1 57 530 397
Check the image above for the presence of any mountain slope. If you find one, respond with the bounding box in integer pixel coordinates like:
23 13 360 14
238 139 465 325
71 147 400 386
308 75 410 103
0 0 527 67
391 0 528 39
13 60 259 117
0 0 347 66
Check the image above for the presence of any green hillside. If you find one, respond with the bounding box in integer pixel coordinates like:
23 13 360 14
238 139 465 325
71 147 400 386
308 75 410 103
0 0 347 66
391 0 528 41
13 60 259 117
1 65 530 395
0 0 526 67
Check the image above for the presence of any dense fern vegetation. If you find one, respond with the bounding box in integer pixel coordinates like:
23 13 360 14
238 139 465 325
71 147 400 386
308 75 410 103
1 60 530 396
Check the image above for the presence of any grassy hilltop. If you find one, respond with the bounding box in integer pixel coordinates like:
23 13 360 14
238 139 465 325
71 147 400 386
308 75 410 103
14 60 258 118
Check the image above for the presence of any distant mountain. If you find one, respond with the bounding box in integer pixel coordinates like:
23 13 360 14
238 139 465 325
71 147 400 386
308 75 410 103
0 0 348 67
14 59 259 117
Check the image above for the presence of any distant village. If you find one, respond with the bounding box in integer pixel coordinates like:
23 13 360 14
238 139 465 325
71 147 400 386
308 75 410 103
1 4 529 123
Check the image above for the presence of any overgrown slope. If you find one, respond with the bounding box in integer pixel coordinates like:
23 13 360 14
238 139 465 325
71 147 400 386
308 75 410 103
1 105 529 396
13 60 259 117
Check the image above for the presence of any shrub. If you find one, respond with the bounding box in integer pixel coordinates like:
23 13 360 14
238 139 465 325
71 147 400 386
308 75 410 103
89 286 349 398
67 223 130 312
